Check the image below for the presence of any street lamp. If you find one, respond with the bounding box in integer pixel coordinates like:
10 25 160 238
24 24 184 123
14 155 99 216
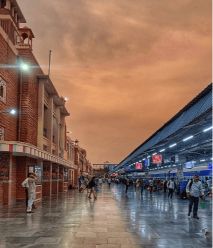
0 108 17 115
20 63 30 72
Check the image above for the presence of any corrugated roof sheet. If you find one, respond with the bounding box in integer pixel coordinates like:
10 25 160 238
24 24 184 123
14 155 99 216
118 83 212 167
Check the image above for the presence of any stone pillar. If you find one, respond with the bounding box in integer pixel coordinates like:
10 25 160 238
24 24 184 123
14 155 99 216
42 161 52 197
48 97 54 153
55 106 60 156
16 156 27 202
0 153 17 206
37 78 45 149
51 164 59 194
59 116 65 157
59 166 64 192
74 168 78 188
35 160 43 205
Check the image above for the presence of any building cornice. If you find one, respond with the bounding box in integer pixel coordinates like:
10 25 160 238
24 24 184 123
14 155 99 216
37 74 70 116
0 141 76 169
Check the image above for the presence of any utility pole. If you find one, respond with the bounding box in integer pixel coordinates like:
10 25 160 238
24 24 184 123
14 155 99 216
48 50 52 77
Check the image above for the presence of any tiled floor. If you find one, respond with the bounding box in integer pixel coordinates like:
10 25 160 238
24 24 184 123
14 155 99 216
0 184 212 248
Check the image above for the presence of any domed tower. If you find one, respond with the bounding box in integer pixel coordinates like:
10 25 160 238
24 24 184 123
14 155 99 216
17 26 35 51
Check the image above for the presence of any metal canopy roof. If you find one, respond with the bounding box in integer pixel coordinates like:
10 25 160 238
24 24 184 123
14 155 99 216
116 83 212 170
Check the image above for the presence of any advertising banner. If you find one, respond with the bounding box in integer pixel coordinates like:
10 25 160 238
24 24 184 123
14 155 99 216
135 162 142 170
152 154 162 164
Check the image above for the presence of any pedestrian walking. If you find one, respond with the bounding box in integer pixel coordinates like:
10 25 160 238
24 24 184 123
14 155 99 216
186 175 204 219
140 179 144 194
163 180 168 193
78 173 85 192
125 178 130 194
88 176 97 200
98 177 103 187
107 178 111 188
21 172 37 213
149 179 154 194
167 178 175 199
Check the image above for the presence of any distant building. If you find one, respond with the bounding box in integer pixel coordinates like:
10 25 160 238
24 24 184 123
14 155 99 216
92 162 117 176
74 140 93 177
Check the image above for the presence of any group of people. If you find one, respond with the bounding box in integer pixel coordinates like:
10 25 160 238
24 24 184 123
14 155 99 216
20 171 208 219
78 174 106 200
120 175 206 219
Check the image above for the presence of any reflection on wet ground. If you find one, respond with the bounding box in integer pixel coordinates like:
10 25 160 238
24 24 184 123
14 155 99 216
0 184 212 248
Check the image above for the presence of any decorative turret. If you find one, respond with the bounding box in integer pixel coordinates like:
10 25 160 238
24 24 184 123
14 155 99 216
17 26 35 50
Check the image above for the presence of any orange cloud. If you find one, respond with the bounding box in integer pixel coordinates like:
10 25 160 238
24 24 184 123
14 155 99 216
18 0 211 163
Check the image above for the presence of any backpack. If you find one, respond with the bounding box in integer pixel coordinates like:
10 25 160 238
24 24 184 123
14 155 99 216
189 180 193 190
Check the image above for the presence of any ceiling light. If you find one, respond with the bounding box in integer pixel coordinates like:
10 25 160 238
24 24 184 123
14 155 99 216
169 143 177 148
183 135 194 142
203 126 212 132
159 148 165 152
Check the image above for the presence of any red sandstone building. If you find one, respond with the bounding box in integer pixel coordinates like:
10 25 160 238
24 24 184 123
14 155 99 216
74 140 93 176
0 0 91 206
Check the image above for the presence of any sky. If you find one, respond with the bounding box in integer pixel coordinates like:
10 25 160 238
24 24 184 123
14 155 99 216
17 0 211 164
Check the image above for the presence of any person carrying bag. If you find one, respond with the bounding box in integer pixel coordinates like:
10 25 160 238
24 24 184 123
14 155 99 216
186 175 204 219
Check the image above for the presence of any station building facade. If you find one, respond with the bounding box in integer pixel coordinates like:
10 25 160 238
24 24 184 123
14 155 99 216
0 0 92 206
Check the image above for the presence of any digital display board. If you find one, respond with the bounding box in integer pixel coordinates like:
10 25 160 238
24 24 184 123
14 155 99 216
135 162 142 170
152 154 162 164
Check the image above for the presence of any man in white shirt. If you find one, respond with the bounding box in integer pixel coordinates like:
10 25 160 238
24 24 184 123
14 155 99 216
167 178 175 199
186 175 204 219
22 172 37 213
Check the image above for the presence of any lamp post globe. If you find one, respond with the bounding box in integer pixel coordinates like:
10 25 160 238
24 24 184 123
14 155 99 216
20 63 29 72
9 109 16 115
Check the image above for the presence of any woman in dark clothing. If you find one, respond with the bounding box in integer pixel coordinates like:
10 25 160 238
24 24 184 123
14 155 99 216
88 177 97 200
163 180 167 193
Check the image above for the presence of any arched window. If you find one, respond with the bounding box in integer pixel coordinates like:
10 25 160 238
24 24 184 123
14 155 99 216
0 77 6 103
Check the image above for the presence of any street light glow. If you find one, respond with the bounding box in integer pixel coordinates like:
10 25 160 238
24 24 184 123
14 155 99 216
9 109 16 115
20 63 29 71
0 108 16 115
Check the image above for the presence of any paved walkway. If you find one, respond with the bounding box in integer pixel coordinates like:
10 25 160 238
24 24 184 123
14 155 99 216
0 184 212 248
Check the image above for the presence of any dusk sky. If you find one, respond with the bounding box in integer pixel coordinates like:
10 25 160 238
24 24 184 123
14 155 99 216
17 0 211 164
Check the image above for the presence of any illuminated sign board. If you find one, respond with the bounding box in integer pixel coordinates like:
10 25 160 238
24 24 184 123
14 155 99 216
152 154 162 164
185 161 195 169
135 162 142 170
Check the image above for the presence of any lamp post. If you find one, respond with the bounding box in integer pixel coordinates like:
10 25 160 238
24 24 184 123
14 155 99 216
18 61 30 141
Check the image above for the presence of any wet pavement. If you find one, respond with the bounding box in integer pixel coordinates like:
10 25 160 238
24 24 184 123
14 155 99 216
0 184 212 248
